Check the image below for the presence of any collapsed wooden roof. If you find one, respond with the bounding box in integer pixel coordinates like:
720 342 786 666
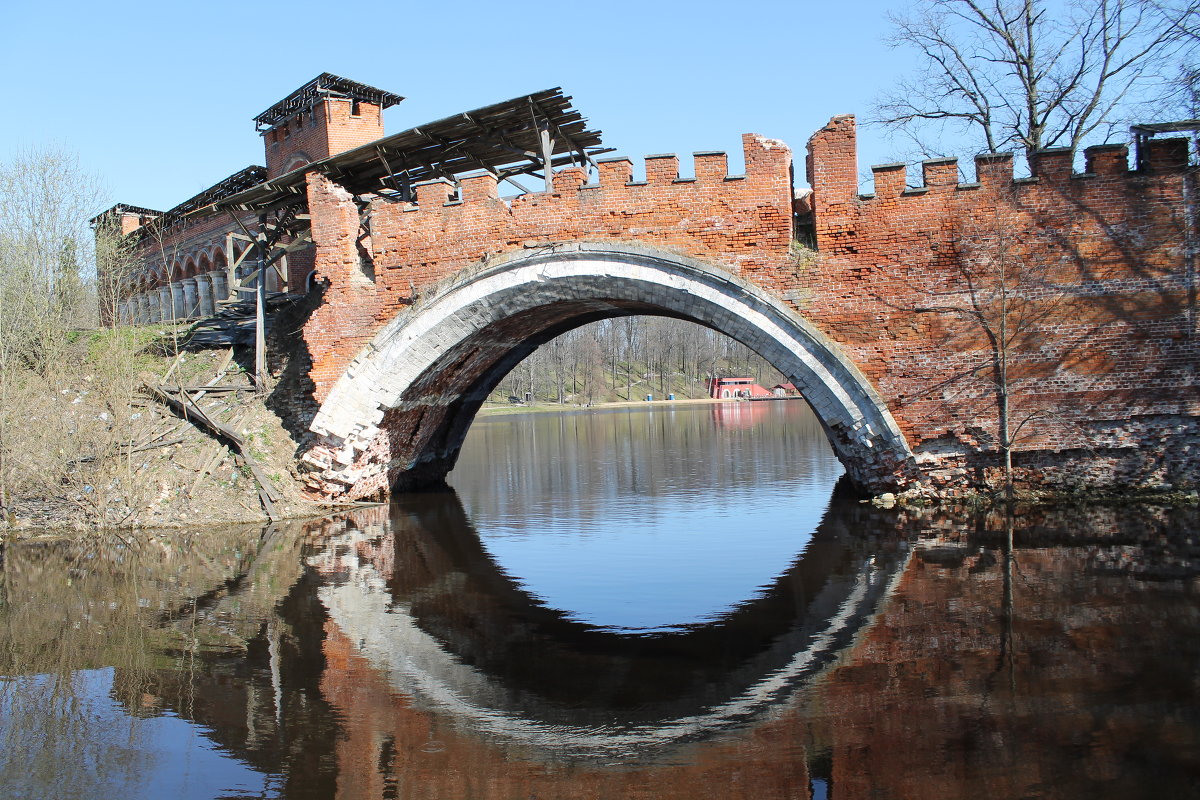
254 73 404 130
214 87 609 212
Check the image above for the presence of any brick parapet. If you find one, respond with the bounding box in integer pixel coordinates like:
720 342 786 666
298 117 1198 496
303 134 797 403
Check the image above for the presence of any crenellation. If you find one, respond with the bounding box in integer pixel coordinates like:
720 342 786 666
1143 137 1189 171
871 163 907 197
973 152 1014 187
645 154 680 184
1085 143 1129 175
459 171 499 202
693 150 728 183
552 167 589 193
597 157 633 188
921 157 958 190
1031 148 1074 181
414 178 454 208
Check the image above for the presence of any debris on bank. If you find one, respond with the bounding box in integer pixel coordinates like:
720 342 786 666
1 304 329 537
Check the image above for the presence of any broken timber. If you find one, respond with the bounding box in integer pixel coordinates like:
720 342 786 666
141 379 282 519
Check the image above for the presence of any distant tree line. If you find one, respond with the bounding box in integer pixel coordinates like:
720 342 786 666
493 317 786 405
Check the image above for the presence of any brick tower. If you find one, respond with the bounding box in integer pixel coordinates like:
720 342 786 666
256 73 404 179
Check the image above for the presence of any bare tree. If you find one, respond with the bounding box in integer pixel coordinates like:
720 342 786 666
0 149 167 524
1157 1 1200 115
903 201 1083 500
0 148 103 373
876 0 1196 161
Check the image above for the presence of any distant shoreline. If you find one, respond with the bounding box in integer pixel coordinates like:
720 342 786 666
475 395 803 418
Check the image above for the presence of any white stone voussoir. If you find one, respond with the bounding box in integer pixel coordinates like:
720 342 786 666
308 243 916 494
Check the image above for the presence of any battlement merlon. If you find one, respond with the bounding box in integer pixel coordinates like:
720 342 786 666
305 134 795 303
307 132 793 225
808 113 1193 204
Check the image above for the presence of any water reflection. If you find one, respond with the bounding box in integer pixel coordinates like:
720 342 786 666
0 403 1197 798
451 402 843 632
312 493 907 760
0 526 317 799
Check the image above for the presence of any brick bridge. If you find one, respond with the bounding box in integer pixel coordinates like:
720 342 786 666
290 120 1196 500
101 76 1197 500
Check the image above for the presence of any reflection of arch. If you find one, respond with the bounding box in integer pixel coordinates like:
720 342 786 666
309 243 915 497
309 490 910 760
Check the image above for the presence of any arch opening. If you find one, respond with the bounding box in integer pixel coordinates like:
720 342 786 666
307 244 915 499
485 315 787 407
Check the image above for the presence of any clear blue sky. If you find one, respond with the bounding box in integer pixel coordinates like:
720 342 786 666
3 0 930 212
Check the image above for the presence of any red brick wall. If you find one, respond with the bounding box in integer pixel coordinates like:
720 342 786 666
304 133 797 401
802 116 1197 489
265 99 384 179
303 117 1197 492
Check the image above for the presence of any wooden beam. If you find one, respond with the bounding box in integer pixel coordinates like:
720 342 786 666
141 380 281 518
255 212 268 388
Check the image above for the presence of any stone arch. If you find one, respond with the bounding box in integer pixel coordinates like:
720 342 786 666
198 253 211 274
306 243 915 499
213 249 227 272
182 258 197 278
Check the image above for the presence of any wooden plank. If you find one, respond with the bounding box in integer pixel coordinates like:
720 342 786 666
157 384 254 394
141 378 281 518
188 442 225 498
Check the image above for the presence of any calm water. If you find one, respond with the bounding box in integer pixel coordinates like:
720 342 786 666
1 400 1198 799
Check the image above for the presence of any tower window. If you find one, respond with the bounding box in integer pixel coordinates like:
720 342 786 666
351 99 362 117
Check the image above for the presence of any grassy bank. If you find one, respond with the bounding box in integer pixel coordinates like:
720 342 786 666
0 322 323 538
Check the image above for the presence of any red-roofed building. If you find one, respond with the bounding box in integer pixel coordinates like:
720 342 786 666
707 377 773 399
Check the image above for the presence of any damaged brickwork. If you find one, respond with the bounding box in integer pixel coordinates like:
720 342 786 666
296 119 1197 500
803 116 1197 493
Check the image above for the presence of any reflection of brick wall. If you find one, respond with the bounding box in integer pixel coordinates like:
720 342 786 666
820 541 1200 798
